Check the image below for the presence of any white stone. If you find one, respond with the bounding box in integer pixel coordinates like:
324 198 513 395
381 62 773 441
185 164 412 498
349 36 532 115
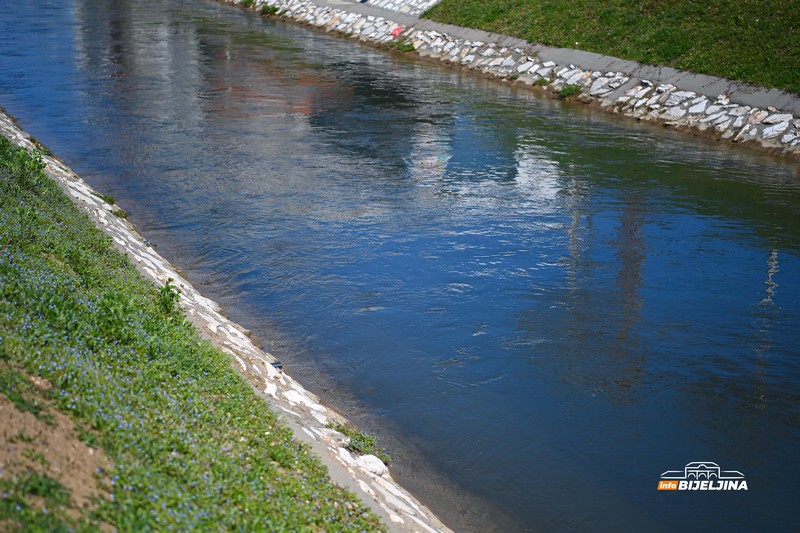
589 78 610 96
750 110 768 124
715 119 732 132
607 76 627 89
763 121 790 139
664 107 687 120
688 101 707 114
764 113 794 124
705 105 722 115
665 91 695 106
781 133 797 144
734 125 752 141
728 106 751 117
355 454 389 477
542 60 555 67
501 56 516 67
566 71 585 85
701 111 725 123
713 114 731 125
517 61 534 73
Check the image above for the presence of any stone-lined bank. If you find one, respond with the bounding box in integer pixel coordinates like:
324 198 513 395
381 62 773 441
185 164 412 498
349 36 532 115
232 0 800 158
0 108 450 533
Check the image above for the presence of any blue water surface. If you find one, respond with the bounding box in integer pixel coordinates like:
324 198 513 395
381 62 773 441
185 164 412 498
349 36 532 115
1 1 799 530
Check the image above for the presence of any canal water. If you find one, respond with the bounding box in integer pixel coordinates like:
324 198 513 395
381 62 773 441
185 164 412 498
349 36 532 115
2 1 799 530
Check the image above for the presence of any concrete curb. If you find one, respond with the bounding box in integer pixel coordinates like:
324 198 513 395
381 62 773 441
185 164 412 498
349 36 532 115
0 108 452 533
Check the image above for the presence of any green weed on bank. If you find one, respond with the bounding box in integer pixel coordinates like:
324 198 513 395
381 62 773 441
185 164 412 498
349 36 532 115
0 135 384 531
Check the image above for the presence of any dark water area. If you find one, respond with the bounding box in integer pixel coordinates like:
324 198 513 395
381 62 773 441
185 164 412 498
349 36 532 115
2 0 800 530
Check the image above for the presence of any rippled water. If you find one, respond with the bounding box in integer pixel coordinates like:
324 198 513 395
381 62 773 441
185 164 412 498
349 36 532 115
2 1 800 530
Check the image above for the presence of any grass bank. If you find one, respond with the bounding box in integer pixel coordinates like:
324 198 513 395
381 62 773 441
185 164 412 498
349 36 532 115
424 0 800 95
0 135 383 531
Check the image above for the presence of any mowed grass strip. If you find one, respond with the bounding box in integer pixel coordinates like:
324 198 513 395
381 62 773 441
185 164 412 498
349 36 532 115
0 135 384 531
424 0 800 95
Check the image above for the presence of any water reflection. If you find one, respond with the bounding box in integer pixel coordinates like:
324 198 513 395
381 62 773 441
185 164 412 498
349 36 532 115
2 0 800 531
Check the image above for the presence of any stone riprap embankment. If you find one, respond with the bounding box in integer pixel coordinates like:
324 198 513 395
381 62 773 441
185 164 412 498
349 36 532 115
234 0 800 158
349 0 437 17
0 109 450 533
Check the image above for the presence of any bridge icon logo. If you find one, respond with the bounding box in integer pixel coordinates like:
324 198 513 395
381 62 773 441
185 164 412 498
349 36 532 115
657 462 748 491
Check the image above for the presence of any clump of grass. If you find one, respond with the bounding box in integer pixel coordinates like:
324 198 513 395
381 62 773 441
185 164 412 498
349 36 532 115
560 83 582 99
157 277 181 318
0 134 385 531
0 471 72 530
261 5 279 16
28 136 53 157
91 191 116 205
328 423 391 465
241 0 256 8
390 40 416 54
534 77 551 87
0 141 46 191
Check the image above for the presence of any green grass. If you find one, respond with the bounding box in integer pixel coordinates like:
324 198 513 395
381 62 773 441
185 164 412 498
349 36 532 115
560 83 582 99
389 40 416 54
424 0 800 95
0 136 384 531
328 424 391 466
1 472 74 532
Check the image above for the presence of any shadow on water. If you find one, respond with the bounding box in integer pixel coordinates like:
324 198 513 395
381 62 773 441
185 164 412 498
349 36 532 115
1 0 800 531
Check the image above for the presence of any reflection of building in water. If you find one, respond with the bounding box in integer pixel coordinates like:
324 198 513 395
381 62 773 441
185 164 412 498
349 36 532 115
72 0 205 129
406 119 451 185
761 248 779 305
71 0 334 138
513 143 560 202
513 142 648 401
754 247 780 411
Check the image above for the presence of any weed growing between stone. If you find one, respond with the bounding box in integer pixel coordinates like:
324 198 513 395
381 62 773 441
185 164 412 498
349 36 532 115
328 424 391 466
389 40 417 54
559 83 582 99
0 136 384 531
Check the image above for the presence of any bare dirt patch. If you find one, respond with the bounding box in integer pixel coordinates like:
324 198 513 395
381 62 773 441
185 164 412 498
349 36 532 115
1 379 112 527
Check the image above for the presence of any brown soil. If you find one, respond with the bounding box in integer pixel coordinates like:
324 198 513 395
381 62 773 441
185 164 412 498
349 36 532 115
0 375 112 525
